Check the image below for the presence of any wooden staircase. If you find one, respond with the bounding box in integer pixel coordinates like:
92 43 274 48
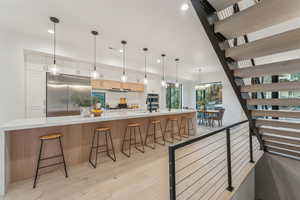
192 0 300 160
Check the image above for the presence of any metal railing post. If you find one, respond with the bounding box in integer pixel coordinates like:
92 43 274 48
169 146 176 200
249 124 255 163
226 128 234 192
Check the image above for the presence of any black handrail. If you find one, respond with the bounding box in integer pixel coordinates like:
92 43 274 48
169 120 254 200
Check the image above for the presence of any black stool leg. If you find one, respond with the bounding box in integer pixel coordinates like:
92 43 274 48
137 126 145 153
33 140 43 188
121 127 131 157
107 131 117 161
145 123 155 149
89 130 97 168
159 122 166 145
58 137 68 178
164 120 173 144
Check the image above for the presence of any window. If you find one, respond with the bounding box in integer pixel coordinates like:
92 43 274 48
166 83 182 109
195 82 222 110
91 92 106 108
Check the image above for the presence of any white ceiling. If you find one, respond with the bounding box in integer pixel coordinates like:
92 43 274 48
0 0 221 80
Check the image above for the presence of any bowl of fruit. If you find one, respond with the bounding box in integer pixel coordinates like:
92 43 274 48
92 109 103 117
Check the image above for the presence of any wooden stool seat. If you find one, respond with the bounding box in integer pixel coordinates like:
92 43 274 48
95 127 111 132
40 133 62 140
89 127 116 168
121 123 145 157
145 119 165 149
128 123 140 127
33 133 68 188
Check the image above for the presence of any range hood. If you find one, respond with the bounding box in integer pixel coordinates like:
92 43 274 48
108 88 132 93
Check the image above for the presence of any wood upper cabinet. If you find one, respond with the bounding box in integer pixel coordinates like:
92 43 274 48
92 80 121 90
92 80 144 92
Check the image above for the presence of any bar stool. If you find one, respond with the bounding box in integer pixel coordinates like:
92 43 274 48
180 116 195 138
144 119 165 149
121 123 145 157
89 127 116 168
164 117 181 143
33 133 68 188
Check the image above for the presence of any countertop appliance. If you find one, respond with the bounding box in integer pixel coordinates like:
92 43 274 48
118 97 128 109
46 73 91 117
146 93 159 112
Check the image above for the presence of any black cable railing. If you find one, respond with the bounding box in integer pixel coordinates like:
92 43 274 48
169 120 258 200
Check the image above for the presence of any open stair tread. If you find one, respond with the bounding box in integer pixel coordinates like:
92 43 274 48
247 98 300 107
226 28 300 61
257 119 300 130
233 58 300 78
207 0 241 11
252 109 300 118
241 81 300 93
215 0 300 39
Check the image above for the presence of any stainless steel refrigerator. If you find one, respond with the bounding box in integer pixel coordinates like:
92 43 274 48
46 73 91 117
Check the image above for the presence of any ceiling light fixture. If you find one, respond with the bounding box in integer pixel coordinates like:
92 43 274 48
157 59 161 64
121 40 127 82
49 17 60 75
91 30 99 79
181 3 189 11
161 54 166 87
175 58 180 88
143 48 148 85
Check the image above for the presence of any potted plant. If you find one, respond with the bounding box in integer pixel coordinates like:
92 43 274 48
71 96 98 117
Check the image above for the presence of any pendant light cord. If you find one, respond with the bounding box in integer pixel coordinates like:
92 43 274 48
143 48 148 78
162 54 166 81
122 43 126 75
53 22 56 65
175 58 179 82
94 34 96 71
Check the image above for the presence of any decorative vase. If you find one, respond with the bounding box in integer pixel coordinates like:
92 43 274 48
80 107 91 117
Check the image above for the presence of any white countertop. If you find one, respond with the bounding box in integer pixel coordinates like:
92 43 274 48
0 109 196 131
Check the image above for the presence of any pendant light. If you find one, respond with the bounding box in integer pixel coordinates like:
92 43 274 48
143 48 148 85
175 58 180 88
121 40 127 82
195 68 202 90
49 17 60 75
161 54 166 87
91 30 99 79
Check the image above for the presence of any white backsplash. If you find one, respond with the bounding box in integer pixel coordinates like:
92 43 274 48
93 89 147 109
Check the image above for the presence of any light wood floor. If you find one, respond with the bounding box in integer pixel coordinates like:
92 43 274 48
3 125 263 200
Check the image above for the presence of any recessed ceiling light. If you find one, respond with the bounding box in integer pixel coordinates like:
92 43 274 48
157 59 161 63
181 3 189 11
48 29 55 34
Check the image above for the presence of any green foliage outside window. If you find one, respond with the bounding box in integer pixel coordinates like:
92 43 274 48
166 83 182 109
195 82 222 110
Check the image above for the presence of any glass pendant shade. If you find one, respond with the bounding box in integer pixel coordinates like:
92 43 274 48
161 79 166 87
50 64 58 75
144 77 148 85
175 82 179 88
121 74 127 82
91 70 99 79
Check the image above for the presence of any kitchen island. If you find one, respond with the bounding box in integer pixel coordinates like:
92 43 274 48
0 109 196 194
